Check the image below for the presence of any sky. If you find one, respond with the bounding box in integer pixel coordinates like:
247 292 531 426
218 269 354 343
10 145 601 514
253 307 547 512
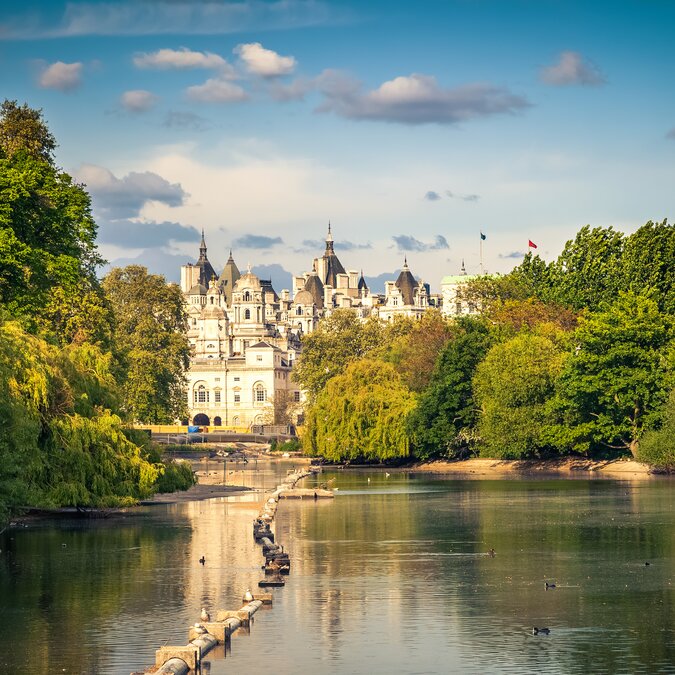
1 0 674 290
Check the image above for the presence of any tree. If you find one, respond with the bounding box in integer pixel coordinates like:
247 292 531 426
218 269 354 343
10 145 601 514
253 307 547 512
408 317 492 460
474 332 567 459
637 389 675 469
294 309 386 400
0 99 108 344
304 359 416 462
555 293 673 456
102 266 190 424
621 220 675 314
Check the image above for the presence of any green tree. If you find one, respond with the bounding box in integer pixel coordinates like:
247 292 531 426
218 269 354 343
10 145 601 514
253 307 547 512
408 317 492 460
621 220 675 314
474 332 567 459
555 293 673 456
295 309 386 400
102 265 189 423
637 389 675 469
304 359 416 462
0 99 109 344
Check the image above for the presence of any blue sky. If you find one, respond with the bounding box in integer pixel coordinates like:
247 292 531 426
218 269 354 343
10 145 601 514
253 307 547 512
2 0 674 288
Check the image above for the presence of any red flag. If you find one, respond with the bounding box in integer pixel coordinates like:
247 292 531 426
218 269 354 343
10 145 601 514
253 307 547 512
528 240 538 249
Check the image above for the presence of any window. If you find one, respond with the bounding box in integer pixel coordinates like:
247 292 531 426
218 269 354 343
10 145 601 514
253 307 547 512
233 416 240 425
234 393 240 403
207 344 214 349
294 391 301 402
215 378 220 382
214 390 221 403
244 291 251 301
210 297 214 304
195 385 208 404
254 383 266 402
234 377 240 382
245 309 251 320
297 306 303 315
256 355 262 362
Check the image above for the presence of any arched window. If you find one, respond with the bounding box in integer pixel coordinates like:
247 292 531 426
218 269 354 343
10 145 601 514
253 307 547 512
213 416 222 426
232 416 240 426
193 413 210 425
296 306 303 315
244 309 251 320
244 291 251 302
194 384 209 404
254 383 266 402
210 297 214 304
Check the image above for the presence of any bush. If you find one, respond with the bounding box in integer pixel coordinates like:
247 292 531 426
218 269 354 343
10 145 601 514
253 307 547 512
154 460 196 493
637 390 675 470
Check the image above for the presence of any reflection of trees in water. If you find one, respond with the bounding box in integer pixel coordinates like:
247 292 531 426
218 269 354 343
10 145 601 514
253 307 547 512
0 517 191 674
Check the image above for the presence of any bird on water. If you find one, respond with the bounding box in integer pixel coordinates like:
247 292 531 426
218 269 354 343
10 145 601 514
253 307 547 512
243 589 254 603
533 627 550 635
199 556 206 565
545 582 556 590
200 608 210 622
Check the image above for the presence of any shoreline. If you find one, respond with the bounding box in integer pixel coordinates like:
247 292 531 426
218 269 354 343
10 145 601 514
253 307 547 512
409 457 655 478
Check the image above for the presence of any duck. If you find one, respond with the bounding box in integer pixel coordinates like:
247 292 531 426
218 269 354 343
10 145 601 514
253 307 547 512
532 627 550 635
487 548 496 558
243 589 254 603
193 623 208 634
199 556 206 565
200 608 210 622
545 582 556 590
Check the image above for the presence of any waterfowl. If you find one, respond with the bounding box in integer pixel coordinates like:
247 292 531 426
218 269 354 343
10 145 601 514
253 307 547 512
193 623 207 634
545 582 556 590
645 562 651 566
243 589 254 603
200 608 210 622
199 556 206 565
487 548 496 558
532 627 550 635
385 473 391 478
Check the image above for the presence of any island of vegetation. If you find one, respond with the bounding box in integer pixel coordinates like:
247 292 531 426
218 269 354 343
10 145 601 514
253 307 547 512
0 101 194 525
297 224 675 471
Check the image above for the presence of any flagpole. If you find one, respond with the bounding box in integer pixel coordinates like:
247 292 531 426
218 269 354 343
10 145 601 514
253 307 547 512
479 233 484 275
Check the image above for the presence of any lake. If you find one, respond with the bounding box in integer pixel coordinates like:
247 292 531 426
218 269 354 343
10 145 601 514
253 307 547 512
2 465 675 674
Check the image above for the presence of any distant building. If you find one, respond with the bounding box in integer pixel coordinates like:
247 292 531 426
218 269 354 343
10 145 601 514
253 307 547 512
180 224 467 427
440 261 480 316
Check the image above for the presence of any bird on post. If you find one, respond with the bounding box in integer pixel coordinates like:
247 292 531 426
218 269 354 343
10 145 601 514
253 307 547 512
243 589 254 603
200 608 210 622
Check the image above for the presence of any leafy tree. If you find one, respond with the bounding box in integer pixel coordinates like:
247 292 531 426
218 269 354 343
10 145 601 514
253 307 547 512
304 359 416 462
408 317 492 460
540 225 625 310
0 99 109 344
487 298 578 338
102 265 190 423
295 309 386 400
383 309 454 392
474 332 567 459
621 220 675 314
637 389 675 469
555 293 673 456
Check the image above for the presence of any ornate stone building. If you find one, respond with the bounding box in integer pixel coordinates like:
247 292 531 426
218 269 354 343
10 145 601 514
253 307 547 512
180 224 463 427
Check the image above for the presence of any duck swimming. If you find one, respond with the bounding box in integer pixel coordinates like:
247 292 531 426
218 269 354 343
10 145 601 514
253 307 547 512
532 627 550 635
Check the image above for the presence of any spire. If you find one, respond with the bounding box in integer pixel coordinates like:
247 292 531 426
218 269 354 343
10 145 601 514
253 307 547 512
461 258 466 275
199 228 207 259
403 255 408 269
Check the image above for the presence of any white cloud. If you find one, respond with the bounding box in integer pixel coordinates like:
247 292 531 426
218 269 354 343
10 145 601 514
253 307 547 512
133 47 234 76
121 89 159 112
186 78 248 103
234 42 296 78
316 72 530 125
540 51 605 86
269 76 314 101
37 61 83 91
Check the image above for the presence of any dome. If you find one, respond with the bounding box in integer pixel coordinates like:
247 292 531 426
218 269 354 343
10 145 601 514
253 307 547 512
234 272 262 291
294 289 314 306
189 283 207 295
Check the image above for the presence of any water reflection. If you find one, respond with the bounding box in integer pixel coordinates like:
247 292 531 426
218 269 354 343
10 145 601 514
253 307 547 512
2 468 675 674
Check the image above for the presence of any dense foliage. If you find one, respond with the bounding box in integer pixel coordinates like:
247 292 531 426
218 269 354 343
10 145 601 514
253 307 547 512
0 101 192 521
299 220 675 467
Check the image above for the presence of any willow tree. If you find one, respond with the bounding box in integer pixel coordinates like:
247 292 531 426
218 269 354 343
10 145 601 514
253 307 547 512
304 359 416 462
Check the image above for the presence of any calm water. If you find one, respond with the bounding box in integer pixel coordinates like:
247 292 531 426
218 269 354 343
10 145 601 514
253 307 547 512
2 466 675 674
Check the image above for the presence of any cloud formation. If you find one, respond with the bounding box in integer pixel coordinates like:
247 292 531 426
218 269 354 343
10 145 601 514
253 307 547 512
98 219 199 248
446 190 480 202
120 89 159 112
392 234 449 251
317 71 530 125
234 42 296 78
37 61 83 91
233 234 283 248
3 0 339 39
498 251 526 259
424 190 441 201
76 164 187 219
269 77 314 102
540 51 605 86
163 110 211 131
186 78 248 103
134 47 231 71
